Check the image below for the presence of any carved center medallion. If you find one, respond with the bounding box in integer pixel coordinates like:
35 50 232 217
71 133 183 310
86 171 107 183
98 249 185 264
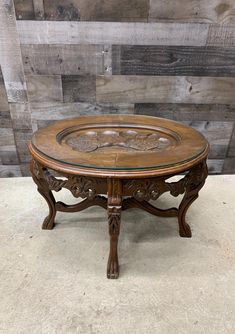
62 129 173 153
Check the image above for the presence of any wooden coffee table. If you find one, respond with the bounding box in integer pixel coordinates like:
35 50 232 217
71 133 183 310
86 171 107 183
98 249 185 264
29 115 209 279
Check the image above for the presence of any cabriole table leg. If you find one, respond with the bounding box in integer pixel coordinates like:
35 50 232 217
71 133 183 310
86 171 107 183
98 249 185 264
30 160 56 230
178 160 208 237
107 179 122 279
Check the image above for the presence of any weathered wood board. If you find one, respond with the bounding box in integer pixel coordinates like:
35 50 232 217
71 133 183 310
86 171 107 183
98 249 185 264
26 75 63 103
14 0 35 20
207 159 224 174
21 44 105 75
30 101 134 131
223 158 235 173
43 0 149 22
0 1 28 102
135 103 235 121
9 103 32 130
207 24 235 47
149 0 235 24
227 128 235 157
62 75 96 103
0 165 22 177
14 129 32 163
96 76 235 104
17 21 209 46
112 45 235 77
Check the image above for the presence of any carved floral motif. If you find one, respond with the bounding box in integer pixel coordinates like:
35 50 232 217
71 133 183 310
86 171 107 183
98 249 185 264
65 129 171 153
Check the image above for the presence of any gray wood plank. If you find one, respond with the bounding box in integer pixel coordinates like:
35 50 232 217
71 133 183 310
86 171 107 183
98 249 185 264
207 24 235 47
149 0 235 24
9 103 32 130
0 1 28 102
0 165 22 177
0 146 19 165
0 111 12 128
227 126 235 157
112 45 235 77
0 71 9 111
0 128 16 146
14 0 35 20
17 21 209 46
96 75 235 104
43 0 149 22
14 130 32 163
223 158 235 173
33 0 44 20
135 103 235 121
26 75 63 103
62 75 96 103
207 160 224 174
182 121 234 159
21 44 104 75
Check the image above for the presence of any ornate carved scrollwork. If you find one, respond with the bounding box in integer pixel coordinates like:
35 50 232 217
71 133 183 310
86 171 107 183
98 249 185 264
108 206 121 235
124 161 208 202
31 159 105 200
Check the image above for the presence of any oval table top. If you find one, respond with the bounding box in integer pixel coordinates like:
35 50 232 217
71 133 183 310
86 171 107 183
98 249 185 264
29 115 209 178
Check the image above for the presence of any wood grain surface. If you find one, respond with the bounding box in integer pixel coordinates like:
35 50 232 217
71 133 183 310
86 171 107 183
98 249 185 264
112 45 235 77
96 76 235 104
0 1 235 176
149 0 235 24
43 0 149 22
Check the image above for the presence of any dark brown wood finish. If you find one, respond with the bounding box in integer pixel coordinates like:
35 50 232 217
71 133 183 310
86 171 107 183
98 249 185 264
29 115 209 278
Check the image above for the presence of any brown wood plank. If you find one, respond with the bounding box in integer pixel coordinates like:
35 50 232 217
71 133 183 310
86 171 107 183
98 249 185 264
149 0 235 24
21 44 104 75
96 75 235 104
135 103 235 121
112 45 235 77
17 21 209 46
62 75 96 103
26 75 63 103
14 0 35 20
43 0 149 22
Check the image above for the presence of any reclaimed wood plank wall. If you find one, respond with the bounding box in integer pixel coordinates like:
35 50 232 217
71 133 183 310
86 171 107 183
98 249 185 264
0 0 235 176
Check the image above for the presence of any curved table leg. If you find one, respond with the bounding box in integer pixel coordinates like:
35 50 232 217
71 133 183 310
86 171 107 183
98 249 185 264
178 160 208 237
30 160 56 230
107 179 122 279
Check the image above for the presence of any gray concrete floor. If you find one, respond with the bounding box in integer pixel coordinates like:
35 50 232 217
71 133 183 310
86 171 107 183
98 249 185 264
0 176 235 334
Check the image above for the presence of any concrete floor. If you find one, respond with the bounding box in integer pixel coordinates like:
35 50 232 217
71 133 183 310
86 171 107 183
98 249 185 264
0 176 235 334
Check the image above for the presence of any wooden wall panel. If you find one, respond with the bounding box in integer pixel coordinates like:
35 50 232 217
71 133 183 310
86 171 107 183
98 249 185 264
149 0 235 24
96 76 235 104
26 75 63 103
0 1 235 176
14 0 35 20
134 103 235 121
112 45 235 77
17 21 209 46
43 0 149 22
62 75 96 103
21 44 105 75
